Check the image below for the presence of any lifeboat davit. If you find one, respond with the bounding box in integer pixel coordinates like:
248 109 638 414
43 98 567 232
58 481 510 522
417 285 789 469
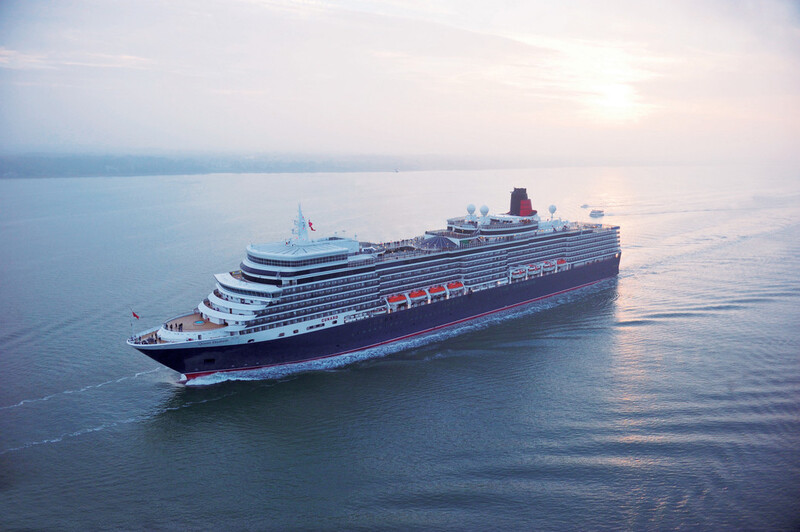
528 263 542 275
542 260 556 273
510 268 526 280
429 285 446 297
408 290 428 302
447 281 465 293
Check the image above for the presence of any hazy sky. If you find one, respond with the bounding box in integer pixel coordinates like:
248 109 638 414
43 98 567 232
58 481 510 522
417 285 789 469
1 0 799 164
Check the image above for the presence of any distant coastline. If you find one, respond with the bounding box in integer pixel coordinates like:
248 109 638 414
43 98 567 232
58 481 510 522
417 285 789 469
3 153 776 179
0 153 525 179
0 153 408 179
2 153 721 179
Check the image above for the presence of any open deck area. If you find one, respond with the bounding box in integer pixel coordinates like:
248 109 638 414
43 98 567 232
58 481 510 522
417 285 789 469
132 312 225 345
166 312 226 332
370 222 609 262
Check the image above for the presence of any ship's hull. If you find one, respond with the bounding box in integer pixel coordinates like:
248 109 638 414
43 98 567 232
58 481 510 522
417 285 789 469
136 255 620 379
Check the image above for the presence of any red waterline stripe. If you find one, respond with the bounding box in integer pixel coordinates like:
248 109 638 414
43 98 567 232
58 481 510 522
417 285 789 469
183 278 605 381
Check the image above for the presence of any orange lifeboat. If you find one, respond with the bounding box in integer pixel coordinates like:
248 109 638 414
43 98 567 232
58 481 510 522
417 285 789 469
510 268 526 280
542 260 556 273
408 290 427 302
556 258 567 265
447 281 465 293
387 294 407 305
429 286 446 296
528 263 542 274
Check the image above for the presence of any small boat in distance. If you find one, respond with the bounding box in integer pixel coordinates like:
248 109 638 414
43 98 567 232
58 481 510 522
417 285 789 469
590 209 605 217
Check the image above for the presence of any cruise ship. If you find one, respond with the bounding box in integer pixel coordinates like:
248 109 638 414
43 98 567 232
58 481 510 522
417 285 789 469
128 188 621 381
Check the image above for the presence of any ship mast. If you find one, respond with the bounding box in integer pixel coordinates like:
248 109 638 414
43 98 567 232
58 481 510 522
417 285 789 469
293 203 310 243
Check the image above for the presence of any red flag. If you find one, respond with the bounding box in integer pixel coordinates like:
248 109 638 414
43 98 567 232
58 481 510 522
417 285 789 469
132 311 140 320
308 220 316 231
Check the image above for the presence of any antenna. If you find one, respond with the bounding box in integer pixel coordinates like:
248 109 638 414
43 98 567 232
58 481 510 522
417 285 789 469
479 205 490 225
293 204 310 243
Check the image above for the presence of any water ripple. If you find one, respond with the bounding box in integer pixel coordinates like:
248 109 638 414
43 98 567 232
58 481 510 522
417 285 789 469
0 390 237 455
0 369 160 410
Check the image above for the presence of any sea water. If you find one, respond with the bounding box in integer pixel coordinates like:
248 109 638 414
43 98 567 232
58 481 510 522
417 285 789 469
1 165 798 530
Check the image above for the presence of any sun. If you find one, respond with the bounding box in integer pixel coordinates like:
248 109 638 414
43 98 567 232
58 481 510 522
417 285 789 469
588 83 647 123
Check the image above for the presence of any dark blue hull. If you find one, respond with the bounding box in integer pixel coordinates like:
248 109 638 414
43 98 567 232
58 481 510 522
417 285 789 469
137 256 620 378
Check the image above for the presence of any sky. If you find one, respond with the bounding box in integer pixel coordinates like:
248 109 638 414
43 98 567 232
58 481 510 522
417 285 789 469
1 0 799 165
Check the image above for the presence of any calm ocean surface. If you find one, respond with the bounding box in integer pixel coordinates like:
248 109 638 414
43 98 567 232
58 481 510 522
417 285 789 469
1 165 799 530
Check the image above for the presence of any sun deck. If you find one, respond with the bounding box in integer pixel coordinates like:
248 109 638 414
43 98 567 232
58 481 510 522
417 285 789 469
370 222 608 262
166 312 226 332
130 312 225 345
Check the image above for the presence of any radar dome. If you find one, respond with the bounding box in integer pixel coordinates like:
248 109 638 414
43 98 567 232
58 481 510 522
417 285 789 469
467 204 476 215
480 205 489 216
548 205 557 215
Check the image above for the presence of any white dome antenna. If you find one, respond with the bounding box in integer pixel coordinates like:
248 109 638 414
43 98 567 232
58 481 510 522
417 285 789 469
466 204 477 221
548 204 556 220
477 205 490 226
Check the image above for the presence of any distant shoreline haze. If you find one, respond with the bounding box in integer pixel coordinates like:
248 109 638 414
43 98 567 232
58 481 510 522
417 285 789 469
0 154 405 178
0 153 749 179
0 153 539 178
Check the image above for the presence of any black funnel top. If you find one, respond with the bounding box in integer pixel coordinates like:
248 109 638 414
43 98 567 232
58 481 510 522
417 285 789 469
509 188 529 216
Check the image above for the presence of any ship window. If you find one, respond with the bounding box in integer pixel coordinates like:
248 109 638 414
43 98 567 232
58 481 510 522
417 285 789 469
293 329 299 334
278 332 285 337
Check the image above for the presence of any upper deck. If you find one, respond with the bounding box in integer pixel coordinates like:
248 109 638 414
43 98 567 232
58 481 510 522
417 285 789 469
370 220 617 263
227 196 619 289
